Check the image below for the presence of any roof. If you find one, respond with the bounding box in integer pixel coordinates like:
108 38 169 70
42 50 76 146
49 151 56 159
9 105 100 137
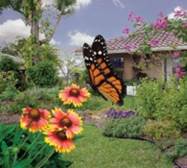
75 30 187 55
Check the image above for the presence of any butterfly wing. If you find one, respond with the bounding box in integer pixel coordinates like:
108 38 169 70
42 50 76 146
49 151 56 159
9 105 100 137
92 35 126 105
83 35 126 105
83 43 105 91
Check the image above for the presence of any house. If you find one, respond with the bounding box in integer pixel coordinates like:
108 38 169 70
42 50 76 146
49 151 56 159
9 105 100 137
76 30 187 82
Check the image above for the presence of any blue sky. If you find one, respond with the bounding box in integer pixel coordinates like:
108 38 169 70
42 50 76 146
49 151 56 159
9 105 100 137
0 0 187 51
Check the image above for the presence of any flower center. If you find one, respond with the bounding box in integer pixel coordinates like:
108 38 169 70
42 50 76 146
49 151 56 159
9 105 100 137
56 131 67 140
61 117 72 127
30 109 40 120
69 88 80 97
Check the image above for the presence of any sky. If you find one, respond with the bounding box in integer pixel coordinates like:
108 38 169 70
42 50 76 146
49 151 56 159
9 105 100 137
0 0 187 53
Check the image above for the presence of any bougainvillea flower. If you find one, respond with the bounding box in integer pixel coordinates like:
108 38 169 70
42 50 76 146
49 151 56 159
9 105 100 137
45 128 75 153
172 51 181 58
174 7 187 18
59 84 90 107
20 107 50 133
128 11 135 21
175 66 186 78
134 16 144 25
50 108 83 138
122 27 130 35
153 13 168 30
128 11 144 26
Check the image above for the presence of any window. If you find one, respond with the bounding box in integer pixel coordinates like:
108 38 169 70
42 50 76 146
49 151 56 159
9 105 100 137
110 56 124 68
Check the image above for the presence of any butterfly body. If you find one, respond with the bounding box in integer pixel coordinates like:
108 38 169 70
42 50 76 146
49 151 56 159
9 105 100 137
83 35 126 105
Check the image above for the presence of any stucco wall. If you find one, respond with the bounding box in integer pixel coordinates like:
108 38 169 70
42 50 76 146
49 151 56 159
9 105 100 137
123 55 135 80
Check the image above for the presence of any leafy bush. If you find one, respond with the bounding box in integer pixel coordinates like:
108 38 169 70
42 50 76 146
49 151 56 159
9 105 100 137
175 138 187 158
0 56 19 72
135 78 187 132
135 78 163 119
0 87 62 114
143 120 181 141
0 71 18 93
165 138 187 160
155 79 187 131
19 38 60 68
103 116 145 138
26 61 58 87
0 86 19 101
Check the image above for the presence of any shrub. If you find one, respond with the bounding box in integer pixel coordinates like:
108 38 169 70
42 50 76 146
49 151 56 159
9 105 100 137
175 138 187 158
0 86 19 101
135 78 163 119
0 56 19 72
26 61 58 87
0 71 18 93
155 79 187 131
103 116 145 138
12 87 62 113
0 87 62 114
143 120 181 141
135 78 187 132
165 138 187 160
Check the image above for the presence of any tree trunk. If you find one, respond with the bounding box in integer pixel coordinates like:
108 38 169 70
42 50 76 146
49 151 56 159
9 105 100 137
31 14 39 43
30 0 41 44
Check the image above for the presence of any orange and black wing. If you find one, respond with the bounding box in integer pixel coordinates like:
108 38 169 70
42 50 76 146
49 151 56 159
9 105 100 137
83 35 126 105
92 35 126 105
83 43 105 91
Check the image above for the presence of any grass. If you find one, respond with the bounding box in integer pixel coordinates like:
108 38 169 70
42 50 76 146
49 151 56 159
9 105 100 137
64 125 172 168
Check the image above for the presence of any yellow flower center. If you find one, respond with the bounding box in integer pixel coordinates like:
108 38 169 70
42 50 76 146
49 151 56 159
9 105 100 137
57 131 67 140
69 88 80 97
61 117 72 127
30 109 40 120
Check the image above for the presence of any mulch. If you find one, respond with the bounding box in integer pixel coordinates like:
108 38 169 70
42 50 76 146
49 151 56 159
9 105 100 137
0 113 19 124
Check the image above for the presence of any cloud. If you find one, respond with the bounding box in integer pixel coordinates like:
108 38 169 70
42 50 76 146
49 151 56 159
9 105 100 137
0 19 30 46
112 0 125 8
42 0 92 10
168 6 187 20
73 0 92 10
68 31 94 46
41 0 54 8
0 19 60 47
50 38 61 46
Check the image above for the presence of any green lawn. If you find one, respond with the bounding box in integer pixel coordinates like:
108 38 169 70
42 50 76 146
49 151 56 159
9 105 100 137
64 125 172 168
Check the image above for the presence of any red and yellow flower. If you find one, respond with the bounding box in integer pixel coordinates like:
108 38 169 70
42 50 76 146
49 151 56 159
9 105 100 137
50 108 83 138
20 107 50 133
45 128 75 153
59 84 90 107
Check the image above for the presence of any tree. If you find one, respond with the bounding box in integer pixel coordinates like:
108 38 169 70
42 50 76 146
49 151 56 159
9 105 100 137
0 0 76 44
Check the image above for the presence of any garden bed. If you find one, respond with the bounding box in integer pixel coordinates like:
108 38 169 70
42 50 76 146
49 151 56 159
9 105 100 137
0 113 19 124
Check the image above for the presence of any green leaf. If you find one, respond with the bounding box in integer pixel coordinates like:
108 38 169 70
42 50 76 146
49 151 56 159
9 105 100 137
1 141 10 168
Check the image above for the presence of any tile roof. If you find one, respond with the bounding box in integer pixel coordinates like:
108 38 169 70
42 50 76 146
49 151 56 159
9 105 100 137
75 30 187 54
106 30 187 53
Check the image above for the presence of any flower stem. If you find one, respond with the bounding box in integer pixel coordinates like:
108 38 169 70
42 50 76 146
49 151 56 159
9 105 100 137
34 149 55 168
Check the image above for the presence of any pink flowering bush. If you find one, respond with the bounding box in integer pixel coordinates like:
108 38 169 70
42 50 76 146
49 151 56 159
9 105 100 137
123 8 187 79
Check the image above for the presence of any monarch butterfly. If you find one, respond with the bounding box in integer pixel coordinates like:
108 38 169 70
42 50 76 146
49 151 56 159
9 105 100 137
83 35 126 105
